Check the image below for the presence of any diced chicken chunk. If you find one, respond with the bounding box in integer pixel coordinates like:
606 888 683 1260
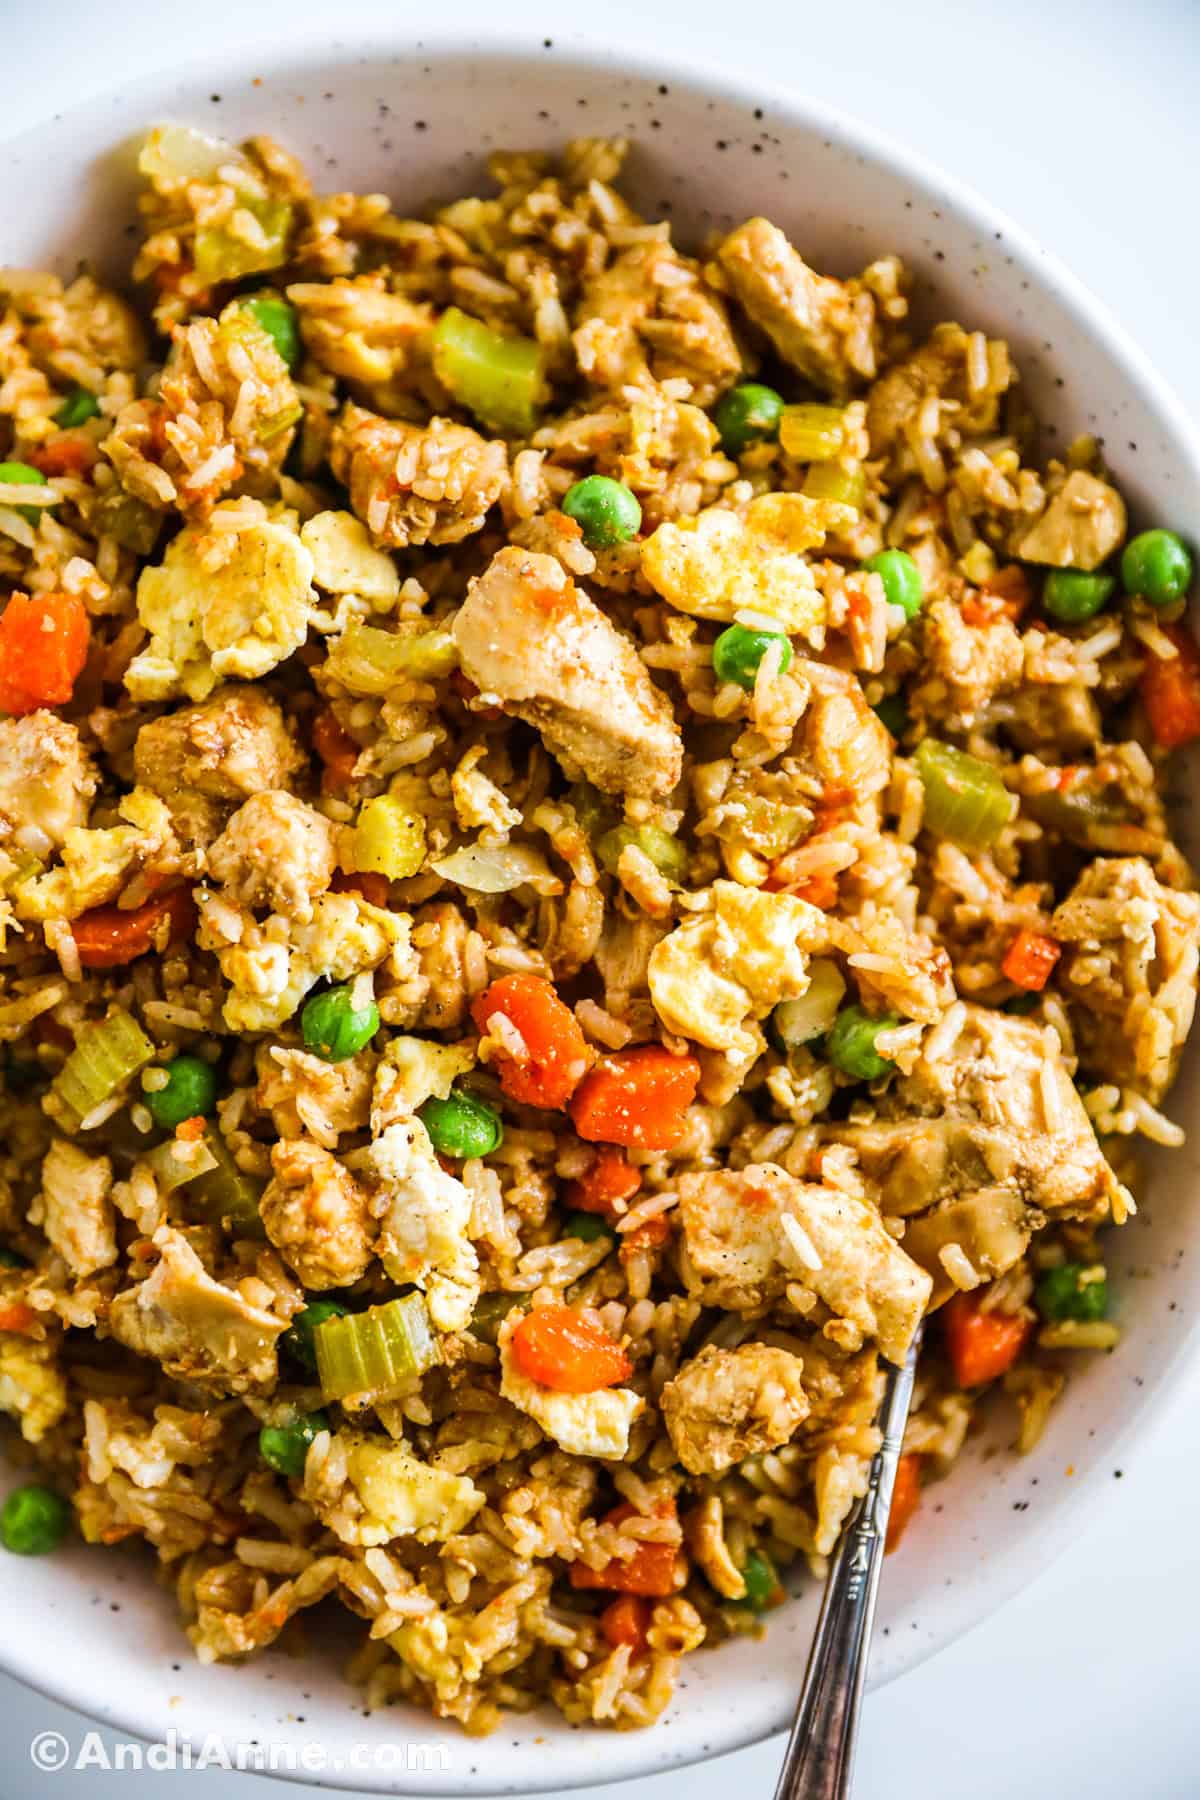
330 402 507 549
497 1314 643 1460
912 598 1023 729
305 1431 483 1547
717 218 884 398
133 686 305 846
1015 471 1126 571
32 1139 117 1277
660 1343 809 1475
255 1045 373 1148
362 1120 479 1332
649 880 828 1056
677 1162 930 1362
572 239 743 406
207 792 336 923
828 1005 1128 1301
1052 857 1200 1104
260 1140 376 1290
452 547 683 800
108 1227 287 1395
0 713 95 858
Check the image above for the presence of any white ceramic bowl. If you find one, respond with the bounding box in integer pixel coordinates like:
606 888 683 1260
3 35 1200 1795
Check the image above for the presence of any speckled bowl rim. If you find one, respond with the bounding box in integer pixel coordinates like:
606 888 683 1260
3 28 1200 1794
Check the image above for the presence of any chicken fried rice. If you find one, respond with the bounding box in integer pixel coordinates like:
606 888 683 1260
0 125 1195 1732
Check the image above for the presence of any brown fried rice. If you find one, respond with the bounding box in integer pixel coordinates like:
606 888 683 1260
0 123 1195 1733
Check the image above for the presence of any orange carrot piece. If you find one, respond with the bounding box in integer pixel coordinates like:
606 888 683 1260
1141 626 1200 750
943 1291 1031 1388
1001 929 1061 992
566 1146 642 1218
29 435 100 479
598 1594 652 1653
568 1045 701 1151
509 1304 632 1394
570 1502 681 1598
0 591 90 715
621 1214 672 1253
312 707 360 791
0 1302 36 1335
885 1453 923 1555
72 886 196 970
471 972 593 1110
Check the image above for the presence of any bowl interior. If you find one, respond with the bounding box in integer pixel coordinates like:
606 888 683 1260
3 38 1200 1795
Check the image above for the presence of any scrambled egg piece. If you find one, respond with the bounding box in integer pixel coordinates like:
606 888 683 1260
300 508 400 604
16 788 180 922
0 713 95 858
319 1431 484 1547
126 504 318 702
0 1334 68 1444
363 1119 479 1331
198 889 410 1032
370 1037 475 1133
498 1315 643 1459
649 879 828 1055
641 493 851 638
451 744 522 838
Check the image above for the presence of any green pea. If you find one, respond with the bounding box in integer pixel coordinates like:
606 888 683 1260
54 387 101 429
711 624 793 692
0 1483 70 1555
419 1088 503 1160
0 460 53 526
240 294 302 371
872 694 908 739
1035 1263 1108 1324
283 1298 350 1373
1042 568 1115 623
734 1548 782 1611
301 984 379 1062
863 548 923 621
714 383 785 456
563 1211 616 1243
1003 992 1040 1016
1121 529 1193 608
144 1055 218 1130
824 1004 900 1081
259 1410 330 1479
561 475 642 548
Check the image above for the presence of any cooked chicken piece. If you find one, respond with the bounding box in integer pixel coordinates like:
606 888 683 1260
1052 857 1200 1104
677 1162 930 1362
864 328 1000 458
1015 471 1126 571
255 1045 374 1148
911 598 1023 729
717 218 883 398
452 547 683 800
989 680 1101 757
793 1340 882 1445
32 1140 117 1278
497 1314 643 1459
362 1120 479 1332
660 1343 809 1475
108 1227 287 1395
826 1005 1128 1302
133 687 305 846
207 791 336 923
260 1140 376 1290
573 239 743 406
330 401 507 548
406 901 479 1031
0 713 95 858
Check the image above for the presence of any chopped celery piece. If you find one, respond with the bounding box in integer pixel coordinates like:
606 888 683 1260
314 1293 440 1403
469 1292 524 1344
771 960 846 1050
93 488 163 555
803 461 867 511
52 1009 154 1132
164 1129 264 1236
431 307 544 436
257 402 303 443
913 738 1015 851
596 823 688 884
144 1134 219 1194
353 795 426 880
194 195 293 284
139 123 241 185
779 403 847 461
326 621 458 695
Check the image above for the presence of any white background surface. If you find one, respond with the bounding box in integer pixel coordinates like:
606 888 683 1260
4 0 1200 1793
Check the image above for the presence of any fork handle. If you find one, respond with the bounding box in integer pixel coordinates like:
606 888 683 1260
772 1327 923 1800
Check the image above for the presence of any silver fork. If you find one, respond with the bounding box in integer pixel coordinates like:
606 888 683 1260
772 1324 924 1800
